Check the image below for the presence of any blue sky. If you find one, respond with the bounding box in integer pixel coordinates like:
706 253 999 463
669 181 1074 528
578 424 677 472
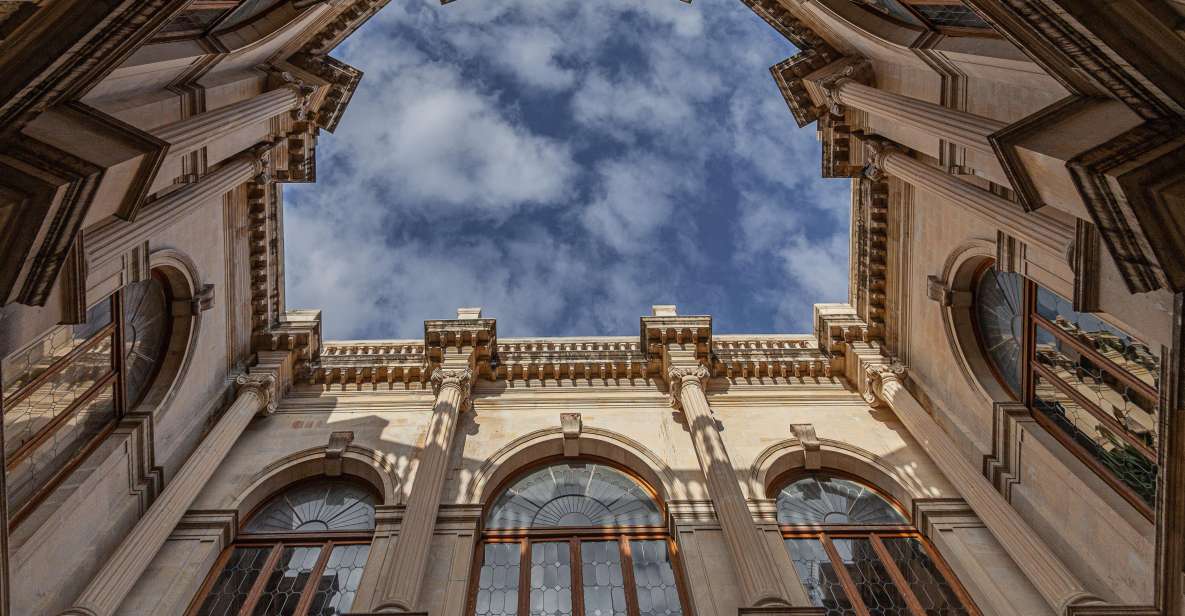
284 0 851 339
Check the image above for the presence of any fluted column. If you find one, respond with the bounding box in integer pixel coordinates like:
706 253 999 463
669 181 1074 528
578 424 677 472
668 366 794 608
827 78 1005 157
868 142 1076 259
155 86 305 162
865 364 1095 615
372 368 472 612
62 374 277 616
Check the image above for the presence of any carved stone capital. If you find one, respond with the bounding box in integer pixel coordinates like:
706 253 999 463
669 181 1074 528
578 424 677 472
862 139 900 181
666 365 711 409
430 367 473 399
862 362 906 405
235 372 278 415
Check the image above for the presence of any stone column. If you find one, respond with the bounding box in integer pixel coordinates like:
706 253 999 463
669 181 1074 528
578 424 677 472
865 364 1095 615
667 366 798 608
826 78 1005 157
371 368 472 612
867 142 1076 259
61 374 277 616
155 86 305 162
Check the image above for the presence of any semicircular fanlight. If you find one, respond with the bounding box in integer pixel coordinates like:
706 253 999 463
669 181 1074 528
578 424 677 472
776 475 905 525
243 480 377 534
487 463 663 529
975 266 1025 396
122 277 170 406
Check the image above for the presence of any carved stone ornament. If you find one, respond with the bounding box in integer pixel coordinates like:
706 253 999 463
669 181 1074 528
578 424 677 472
235 372 278 414
666 365 711 409
816 67 856 117
862 139 898 181
430 367 473 398
862 362 906 406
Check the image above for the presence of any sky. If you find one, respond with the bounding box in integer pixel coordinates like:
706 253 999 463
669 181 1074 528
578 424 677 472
283 0 852 340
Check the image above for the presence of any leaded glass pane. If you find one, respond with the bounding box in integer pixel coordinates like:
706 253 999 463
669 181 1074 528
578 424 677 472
831 538 910 616
850 0 923 25
784 539 857 616
529 542 573 616
629 540 682 616
910 4 991 29
195 546 272 616
251 545 322 616
476 543 522 616
1033 373 1157 505
1036 286 1160 391
157 8 228 35
306 544 370 615
218 0 282 31
2 298 112 399
975 267 1024 395
244 480 377 533
123 278 170 406
581 541 627 616
6 380 117 514
777 476 906 525
880 538 970 615
487 463 663 528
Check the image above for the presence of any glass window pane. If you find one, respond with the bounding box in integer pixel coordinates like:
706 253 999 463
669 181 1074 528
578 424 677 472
831 538 911 616
529 542 572 616
628 540 683 616
6 380 117 514
476 543 521 616
784 538 857 616
910 4 991 29
122 278 170 406
1034 324 1158 451
487 463 663 529
974 267 1024 395
1033 373 1157 505
251 545 323 616
777 475 906 525
195 546 273 616
581 541 627 616
244 480 377 533
306 544 371 615
217 0 281 31
1036 286 1160 392
156 8 228 35
880 538 970 615
2 298 111 399
850 0 924 25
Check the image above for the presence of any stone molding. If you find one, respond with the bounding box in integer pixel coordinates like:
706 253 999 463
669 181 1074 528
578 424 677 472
666 365 711 410
429 367 473 399
235 372 278 415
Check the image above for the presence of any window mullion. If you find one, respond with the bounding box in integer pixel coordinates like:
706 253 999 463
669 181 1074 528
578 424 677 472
1033 362 1156 458
293 540 334 616
619 537 641 616
819 534 872 616
519 538 531 616
239 543 283 616
111 289 128 415
868 535 926 616
571 538 585 616
1032 313 1158 402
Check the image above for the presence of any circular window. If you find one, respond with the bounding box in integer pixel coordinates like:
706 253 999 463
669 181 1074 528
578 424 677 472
122 276 171 406
973 265 1024 397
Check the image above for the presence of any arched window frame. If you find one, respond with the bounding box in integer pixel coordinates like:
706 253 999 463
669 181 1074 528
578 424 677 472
1 275 172 529
970 263 1159 517
471 457 690 616
186 477 378 616
848 0 997 36
152 0 287 42
773 471 981 616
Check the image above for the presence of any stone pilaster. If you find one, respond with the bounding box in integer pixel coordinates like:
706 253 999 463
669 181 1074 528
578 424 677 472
60 373 277 616
154 84 308 164
864 363 1095 615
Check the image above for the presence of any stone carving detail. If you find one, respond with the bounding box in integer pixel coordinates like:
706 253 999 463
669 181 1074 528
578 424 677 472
926 276 953 307
666 365 711 409
561 413 582 457
863 362 906 405
430 367 473 398
325 430 355 476
789 423 822 470
235 372 278 414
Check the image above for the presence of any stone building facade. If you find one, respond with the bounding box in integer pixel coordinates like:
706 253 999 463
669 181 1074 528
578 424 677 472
0 1 1182 615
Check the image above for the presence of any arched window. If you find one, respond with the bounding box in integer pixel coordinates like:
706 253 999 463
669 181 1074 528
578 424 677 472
971 264 1159 514
777 473 980 616
1 276 172 528
188 479 377 616
153 0 286 41
473 461 685 616
850 0 995 35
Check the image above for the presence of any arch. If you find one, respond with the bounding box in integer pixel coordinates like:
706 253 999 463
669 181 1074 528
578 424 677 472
749 438 948 515
230 445 403 521
466 426 681 506
136 249 202 420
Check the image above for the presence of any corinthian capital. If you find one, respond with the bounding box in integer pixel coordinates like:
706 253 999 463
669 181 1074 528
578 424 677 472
430 368 473 398
862 361 906 406
236 372 278 415
862 138 900 181
666 365 711 409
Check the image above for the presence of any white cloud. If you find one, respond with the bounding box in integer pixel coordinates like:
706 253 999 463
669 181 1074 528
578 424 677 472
580 153 693 255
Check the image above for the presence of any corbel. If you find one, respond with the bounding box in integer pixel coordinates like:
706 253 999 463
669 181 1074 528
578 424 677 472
174 283 216 316
325 431 354 476
561 413 582 457
925 275 956 307
790 423 821 470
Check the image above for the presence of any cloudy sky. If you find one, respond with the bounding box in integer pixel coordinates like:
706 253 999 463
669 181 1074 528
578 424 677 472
283 0 851 340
